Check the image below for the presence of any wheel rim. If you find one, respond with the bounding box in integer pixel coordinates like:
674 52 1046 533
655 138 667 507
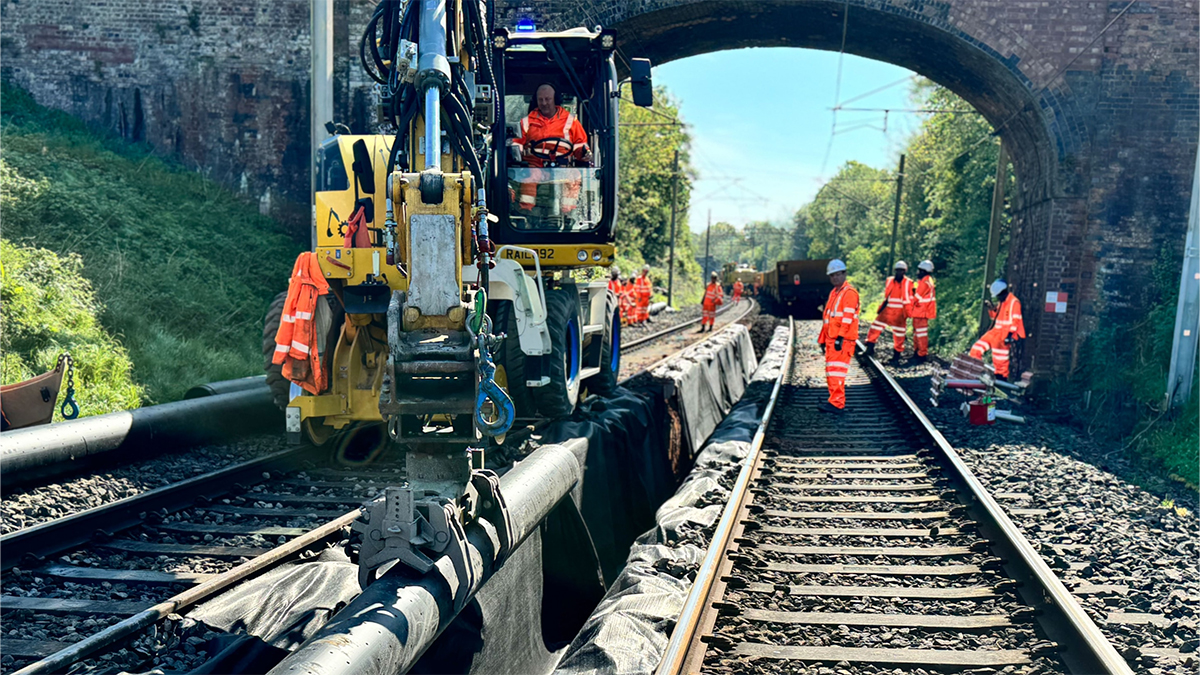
609 310 621 373
567 319 580 386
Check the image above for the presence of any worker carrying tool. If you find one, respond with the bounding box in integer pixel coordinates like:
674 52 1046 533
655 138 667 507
970 279 1025 380
865 260 913 359
634 265 653 325
273 252 331 394
699 271 725 332
818 259 860 413
511 84 591 212
909 260 937 364
732 279 744 305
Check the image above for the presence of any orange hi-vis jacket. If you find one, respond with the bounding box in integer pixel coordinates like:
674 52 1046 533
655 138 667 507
608 278 623 295
703 282 725 310
883 276 914 315
819 283 860 345
513 107 589 167
911 276 937 319
634 275 653 306
988 293 1026 339
273 252 331 395
733 280 744 297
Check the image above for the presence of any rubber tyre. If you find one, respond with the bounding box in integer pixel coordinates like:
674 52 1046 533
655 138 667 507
584 289 621 396
262 291 292 410
533 288 582 418
489 300 536 419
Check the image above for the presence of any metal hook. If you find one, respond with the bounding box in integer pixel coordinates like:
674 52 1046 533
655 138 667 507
474 334 514 437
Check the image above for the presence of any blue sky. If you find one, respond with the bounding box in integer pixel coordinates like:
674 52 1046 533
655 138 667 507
652 49 923 232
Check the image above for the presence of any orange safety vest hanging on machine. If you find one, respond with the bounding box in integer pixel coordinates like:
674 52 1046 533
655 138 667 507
273 252 332 395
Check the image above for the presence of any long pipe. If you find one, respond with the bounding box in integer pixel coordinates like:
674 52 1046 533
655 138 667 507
1 385 280 488
266 438 585 675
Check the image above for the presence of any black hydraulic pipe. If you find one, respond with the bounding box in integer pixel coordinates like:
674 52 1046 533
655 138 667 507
183 375 268 399
265 438 585 675
1 385 281 489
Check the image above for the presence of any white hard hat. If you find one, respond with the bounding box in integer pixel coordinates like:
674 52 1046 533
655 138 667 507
611 266 621 275
642 264 650 272
918 260 934 273
826 259 847 275
989 279 1008 298
894 260 908 271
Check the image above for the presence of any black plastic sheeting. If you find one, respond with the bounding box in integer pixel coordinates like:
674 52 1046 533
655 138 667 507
552 326 791 675
146 325 759 675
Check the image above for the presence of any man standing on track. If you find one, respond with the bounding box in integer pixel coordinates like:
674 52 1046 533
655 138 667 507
699 271 725 332
634 265 653 325
732 279 744 305
970 279 1025 381
909 260 937 364
865 261 913 360
818 259 859 413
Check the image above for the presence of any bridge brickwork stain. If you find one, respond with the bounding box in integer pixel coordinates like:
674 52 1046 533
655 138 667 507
0 0 1195 373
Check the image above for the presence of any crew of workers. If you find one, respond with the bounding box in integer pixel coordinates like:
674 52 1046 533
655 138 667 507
608 265 654 326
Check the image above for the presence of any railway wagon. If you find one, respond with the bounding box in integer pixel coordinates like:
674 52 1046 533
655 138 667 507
766 258 831 318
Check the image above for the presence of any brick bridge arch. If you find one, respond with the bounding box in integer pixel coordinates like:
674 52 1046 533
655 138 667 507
503 0 1198 374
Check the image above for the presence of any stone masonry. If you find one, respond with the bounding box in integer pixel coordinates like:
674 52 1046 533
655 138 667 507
1 0 1196 374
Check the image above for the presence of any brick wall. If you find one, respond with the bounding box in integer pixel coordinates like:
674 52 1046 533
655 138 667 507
2 0 1196 373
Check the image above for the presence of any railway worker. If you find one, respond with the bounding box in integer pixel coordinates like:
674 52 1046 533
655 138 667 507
865 260 913 360
511 84 591 213
909 260 937 364
634 265 654 325
970 279 1025 381
732 279 744 305
621 274 637 325
818 259 859 413
699 271 725 332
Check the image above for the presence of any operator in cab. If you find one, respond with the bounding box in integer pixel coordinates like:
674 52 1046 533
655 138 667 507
510 84 592 214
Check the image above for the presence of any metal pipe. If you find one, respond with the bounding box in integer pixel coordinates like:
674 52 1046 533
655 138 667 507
183 375 267 399
310 0 334 247
265 439 585 675
1 386 280 489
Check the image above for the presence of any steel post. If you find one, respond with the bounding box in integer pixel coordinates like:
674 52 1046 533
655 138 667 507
311 0 334 247
1167 142 1200 408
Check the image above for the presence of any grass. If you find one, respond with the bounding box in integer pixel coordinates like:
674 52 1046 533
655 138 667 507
1 81 303 405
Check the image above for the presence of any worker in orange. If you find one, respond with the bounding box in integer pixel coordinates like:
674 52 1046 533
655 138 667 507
818 259 859 413
699 271 725 332
970 279 1025 381
634 265 653 325
511 84 590 213
865 260 913 360
273 252 331 394
620 274 636 325
909 260 937 364
732 279 744 305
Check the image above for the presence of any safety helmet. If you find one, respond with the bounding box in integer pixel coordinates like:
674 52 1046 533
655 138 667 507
710 271 719 279
893 260 908 271
642 265 650 273
989 279 1008 298
611 266 621 277
918 260 934 273
826 259 847 275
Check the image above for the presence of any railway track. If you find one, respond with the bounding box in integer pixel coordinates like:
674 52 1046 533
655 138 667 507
0 308 759 675
657 320 1131 675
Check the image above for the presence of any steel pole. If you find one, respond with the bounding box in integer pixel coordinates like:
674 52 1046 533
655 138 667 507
1167 142 1200 408
981 143 1009 332
703 209 712 280
887 154 905 270
667 150 679 306
311 0 334 248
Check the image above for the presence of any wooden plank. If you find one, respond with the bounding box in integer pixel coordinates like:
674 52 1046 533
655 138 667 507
1071 583 1129 596
1007 508 1049 517
763 509 950 521
0 637 76 658
1106 612 1170 627
739 608 1011 629
771 483 938 492
729 638 1032 662
757 525 961 537
765 462 923 470
741 582 995 600
0 596 145 615
771 472 930 480
205 505 347 518
993 492 1031 500
769 455 918 463
759 561 981 576
754 543 972 557
766 494 944 504
154 522 309 537
41 565 215 584
765 448 891 456
98 540 270 558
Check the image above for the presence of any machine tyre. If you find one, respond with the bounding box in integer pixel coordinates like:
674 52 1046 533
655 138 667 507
490 300 536 418
262 291 292 410
533 288 582 418
584 289 620 396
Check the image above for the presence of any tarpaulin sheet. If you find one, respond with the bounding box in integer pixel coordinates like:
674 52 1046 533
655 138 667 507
552 326 791 675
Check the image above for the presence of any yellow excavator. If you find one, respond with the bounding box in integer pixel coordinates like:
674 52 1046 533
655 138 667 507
262 1 652 585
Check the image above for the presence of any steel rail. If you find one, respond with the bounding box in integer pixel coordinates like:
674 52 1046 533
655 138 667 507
861 345 1132 675
622 298 757 351
654 317 794 675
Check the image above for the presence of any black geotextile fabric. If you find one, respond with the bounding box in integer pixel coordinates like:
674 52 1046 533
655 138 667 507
552 326 791 675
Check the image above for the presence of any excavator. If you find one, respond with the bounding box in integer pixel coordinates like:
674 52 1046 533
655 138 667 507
262 0 652 586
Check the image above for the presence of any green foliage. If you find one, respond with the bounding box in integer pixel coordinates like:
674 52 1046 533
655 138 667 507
1 240 143 418
617 89 702 304
1 81 302 404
